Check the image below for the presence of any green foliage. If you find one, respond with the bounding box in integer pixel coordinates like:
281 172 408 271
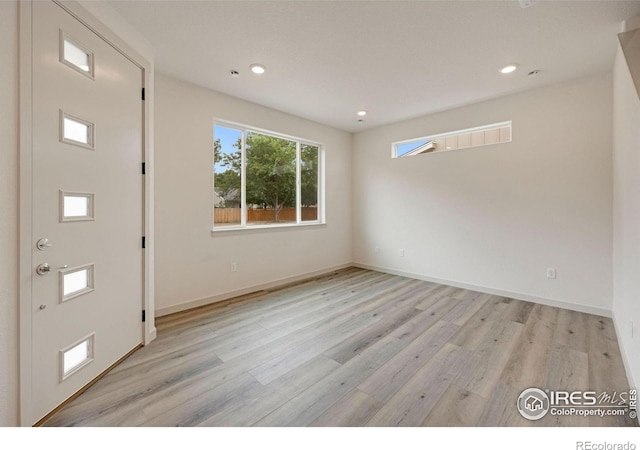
246 133 296 221
214 171 240 208
214 132 319 222
214 137 240 207
214 138 221 164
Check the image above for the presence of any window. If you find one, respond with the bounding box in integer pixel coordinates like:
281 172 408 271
214 122 322 229
60 191 95 222
59 30 95 78
60 264 95 302
60 110 95 150
392 121 512 158
60 334 94 381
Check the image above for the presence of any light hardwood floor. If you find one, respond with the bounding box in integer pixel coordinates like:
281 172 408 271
43 268 637 427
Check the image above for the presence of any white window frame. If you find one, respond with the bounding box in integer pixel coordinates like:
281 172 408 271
59 333 95 382
213 120 325 232
59 109 96 150
59 29 95 79
59 263 95 303
59 190 95 222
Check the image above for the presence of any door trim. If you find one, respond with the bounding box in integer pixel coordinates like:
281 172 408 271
18 0 155 426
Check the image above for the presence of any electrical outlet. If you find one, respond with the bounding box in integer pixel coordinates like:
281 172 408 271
546 268 556 279
231 262 237 272
399 249 404 257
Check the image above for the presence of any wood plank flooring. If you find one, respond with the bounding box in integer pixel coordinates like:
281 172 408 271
42 268 637 427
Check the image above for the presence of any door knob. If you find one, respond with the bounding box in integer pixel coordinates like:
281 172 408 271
36 263 69 276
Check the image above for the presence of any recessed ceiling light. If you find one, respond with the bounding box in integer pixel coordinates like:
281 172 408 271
357 110 367 116
500 64 518 74
250 64 266 75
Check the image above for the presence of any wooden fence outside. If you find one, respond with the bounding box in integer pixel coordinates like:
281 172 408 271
214 207 318 224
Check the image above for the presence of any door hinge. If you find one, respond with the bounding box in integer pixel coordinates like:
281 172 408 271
142 309 146 322
142 162 146 175
141 87 145 101
142 236 146 249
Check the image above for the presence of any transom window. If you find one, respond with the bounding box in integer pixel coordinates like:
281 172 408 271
213 122 323 230
393 121 512 158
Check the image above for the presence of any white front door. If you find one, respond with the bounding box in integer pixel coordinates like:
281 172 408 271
29 0 144 424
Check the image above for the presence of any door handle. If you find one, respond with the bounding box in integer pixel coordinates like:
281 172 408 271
36 263 69 276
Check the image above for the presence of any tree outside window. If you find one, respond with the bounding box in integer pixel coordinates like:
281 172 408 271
213 124 321 228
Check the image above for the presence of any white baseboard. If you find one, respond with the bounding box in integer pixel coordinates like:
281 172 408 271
611 310 639 426
155 262 353 317
611 309 637 390
353 262 612 318
158 261 613 318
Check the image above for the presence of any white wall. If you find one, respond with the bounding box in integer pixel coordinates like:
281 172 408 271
77 0 154 59
154 74 352 314
612 44 640 389
352 74 613 316
0 0 19 427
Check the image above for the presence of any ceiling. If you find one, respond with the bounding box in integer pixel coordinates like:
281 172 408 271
107 0 640 132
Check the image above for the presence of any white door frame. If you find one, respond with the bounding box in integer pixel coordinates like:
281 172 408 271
18 0 155 426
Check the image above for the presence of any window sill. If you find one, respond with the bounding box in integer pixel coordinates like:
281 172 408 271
211 221 326 236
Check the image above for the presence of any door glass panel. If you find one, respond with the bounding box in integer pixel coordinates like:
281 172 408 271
64 117 89 144
63 268 88 296
64 39 90 72
64 195 89 217
60 192 94 222
60 31 94 78
62 114 93 147
60 265 94 302
61 335 94 380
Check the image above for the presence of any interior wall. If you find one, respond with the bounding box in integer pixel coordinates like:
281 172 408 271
77 0 154 59
352 74 613 316
0 0 19 427
612 44 640 390
154 74 352 314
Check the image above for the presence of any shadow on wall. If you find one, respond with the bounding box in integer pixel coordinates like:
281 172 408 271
619 27 640 100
